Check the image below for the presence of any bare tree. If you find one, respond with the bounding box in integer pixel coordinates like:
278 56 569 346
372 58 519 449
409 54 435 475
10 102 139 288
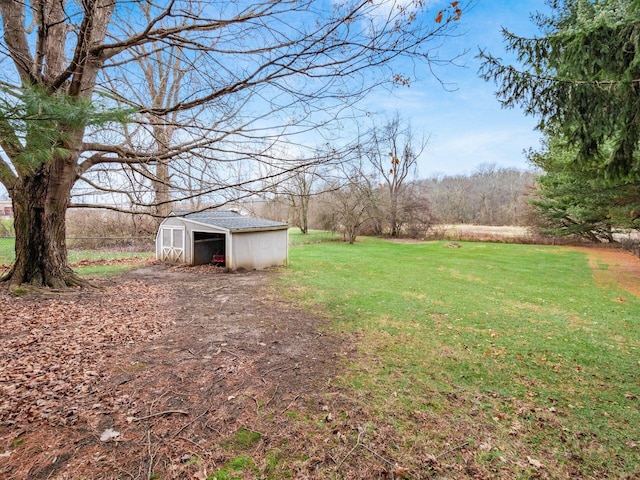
420 166 536 225
0 0 469 288
282 165 318 234
366 114 427 236
320 163 380 244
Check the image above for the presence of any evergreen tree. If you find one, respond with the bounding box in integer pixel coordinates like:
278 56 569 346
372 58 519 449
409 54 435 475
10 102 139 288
529 136 640 241
479 0 640 179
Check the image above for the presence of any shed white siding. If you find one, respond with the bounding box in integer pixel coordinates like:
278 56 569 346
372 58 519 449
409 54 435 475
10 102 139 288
231 229 288 270
156 211 288 270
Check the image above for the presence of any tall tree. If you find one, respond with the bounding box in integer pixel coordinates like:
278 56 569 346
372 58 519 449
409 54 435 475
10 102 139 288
479 0 640 180
281 164 321 235
0 0 469 288
366 114 426 236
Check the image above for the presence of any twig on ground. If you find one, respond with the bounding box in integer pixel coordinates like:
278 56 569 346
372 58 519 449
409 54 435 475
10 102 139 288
359 443 395 467
281 395 300 414
146 429 155 480
263 362 299 375
150 390 170 409
204 422 222 436
178 436 206 452
114 467 135 479
435 441 469 459
220 348 240 358
337 428 406 477
336 428 364 470
171 409 209 439
264 385 279 409
132 410 189 422
247 395 260 412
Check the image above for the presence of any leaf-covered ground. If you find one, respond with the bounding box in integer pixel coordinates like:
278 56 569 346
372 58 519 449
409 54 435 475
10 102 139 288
0 265 357 479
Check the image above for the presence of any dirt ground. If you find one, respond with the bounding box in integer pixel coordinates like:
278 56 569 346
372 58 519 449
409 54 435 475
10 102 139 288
571 246 640 298
0 263 364 479
1 246 639 479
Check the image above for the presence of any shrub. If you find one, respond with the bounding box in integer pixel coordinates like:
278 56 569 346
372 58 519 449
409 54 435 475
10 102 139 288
66 209 157 249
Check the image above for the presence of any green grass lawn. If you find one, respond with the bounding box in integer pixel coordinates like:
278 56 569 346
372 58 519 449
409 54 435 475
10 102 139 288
280 238 640 478
0 237 153 276
288 227 341 246
0 237 14 265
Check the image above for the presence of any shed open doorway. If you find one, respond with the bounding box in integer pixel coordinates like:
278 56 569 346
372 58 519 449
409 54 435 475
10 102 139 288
193 231 226 266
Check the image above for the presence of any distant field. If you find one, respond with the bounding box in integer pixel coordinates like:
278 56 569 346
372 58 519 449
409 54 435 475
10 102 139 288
281 237 640 478
440 224 532 238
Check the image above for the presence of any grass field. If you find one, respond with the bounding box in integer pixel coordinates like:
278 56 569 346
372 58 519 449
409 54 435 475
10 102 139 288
0 237 153 276
288 227 341 245
281 237 640 478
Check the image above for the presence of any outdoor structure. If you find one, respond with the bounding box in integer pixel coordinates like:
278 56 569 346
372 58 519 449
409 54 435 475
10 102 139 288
156 210 289 270
0 199 13 218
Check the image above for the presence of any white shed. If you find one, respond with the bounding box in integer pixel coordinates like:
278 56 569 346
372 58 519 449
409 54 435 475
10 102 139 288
156 211 288 270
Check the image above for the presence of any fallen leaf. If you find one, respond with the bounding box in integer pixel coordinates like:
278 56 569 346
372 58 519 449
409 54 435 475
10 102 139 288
193 469 207 480
509 420 523 435
395 465 410 478
527 456 543 469
99 428 120 442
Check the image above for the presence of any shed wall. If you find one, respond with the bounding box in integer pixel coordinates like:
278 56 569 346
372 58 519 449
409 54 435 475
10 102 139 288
157 217 288 269
157 217 228 265
230 229 288 270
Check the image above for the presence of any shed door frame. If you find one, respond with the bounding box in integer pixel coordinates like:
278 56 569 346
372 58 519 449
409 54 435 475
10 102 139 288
192 230 226 266
160 226 185 263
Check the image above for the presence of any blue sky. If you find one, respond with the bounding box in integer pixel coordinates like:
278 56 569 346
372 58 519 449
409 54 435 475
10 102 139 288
363 0 551 178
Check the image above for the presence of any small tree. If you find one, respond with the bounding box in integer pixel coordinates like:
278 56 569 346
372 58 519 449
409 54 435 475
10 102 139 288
320 162 379 244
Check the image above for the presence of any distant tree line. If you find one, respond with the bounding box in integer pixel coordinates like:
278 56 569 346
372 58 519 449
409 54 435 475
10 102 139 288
419 165 535 226
246 150 537 243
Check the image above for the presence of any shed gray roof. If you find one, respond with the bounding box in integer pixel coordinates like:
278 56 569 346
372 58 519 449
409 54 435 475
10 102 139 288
172 210 288 232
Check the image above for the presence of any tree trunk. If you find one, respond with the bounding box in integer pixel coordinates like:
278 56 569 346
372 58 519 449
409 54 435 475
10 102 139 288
345 222 357 244
3 158 85 289
153 160 172 219
300 194 309 234
390 194 399 237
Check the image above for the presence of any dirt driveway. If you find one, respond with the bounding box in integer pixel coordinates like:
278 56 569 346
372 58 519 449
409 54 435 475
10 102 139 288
0 264 357 479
